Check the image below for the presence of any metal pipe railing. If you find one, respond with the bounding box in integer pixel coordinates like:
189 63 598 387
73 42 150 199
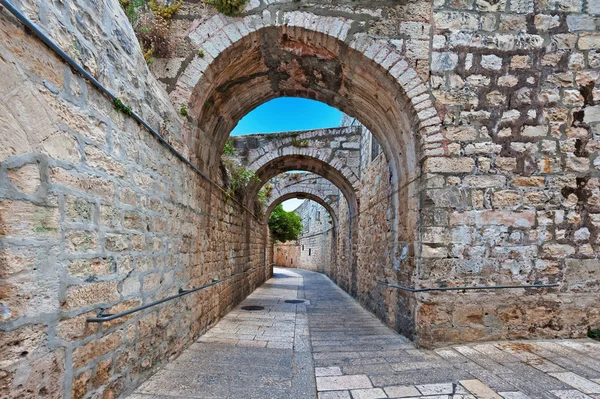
86 265 273 323
377 281 559 292
0 0 260 220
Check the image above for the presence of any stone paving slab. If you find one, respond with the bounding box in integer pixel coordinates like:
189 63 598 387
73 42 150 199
129 268 600 399
298 268 600 399
131 268 312 399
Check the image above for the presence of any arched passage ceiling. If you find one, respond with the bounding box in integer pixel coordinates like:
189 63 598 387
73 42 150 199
231 126 362 184
172 17 443 186
264 172 340 225
249 154 357 218
265 192 338 230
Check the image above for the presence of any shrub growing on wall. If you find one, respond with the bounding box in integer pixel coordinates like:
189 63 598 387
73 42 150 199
223 160 260 199
118 0 180 64
203 0 248 16
223 138 236 156
268 204 303 242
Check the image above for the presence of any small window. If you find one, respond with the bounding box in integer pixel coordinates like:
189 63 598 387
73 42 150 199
370 134 381 162
302 245 304 250
316 211 321 221
308 248 312 256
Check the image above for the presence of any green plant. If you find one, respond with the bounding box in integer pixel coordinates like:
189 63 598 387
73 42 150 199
203 0 248 16
256 187 269 209
291 138 309 148
223 138 235 156
198 49 205 57
268 204 303 242
149 0 182 19
118 0 179 60
256 184 273 210
114 98 132 115
180 104 188 116
262 183 273 198
224 160 260 199
204 99 213 108
120 0 146 23
589 328 600 341
143 46 155 65
135 13 172 58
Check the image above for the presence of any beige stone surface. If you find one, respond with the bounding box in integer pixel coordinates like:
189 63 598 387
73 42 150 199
460 379 504 398
317 375 373 391
7 164 40 194
2 0 600 397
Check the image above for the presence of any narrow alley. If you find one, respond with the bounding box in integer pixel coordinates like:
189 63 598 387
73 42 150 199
130 269 600 399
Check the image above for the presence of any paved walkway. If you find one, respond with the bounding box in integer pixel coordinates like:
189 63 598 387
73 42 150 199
130 268 600 399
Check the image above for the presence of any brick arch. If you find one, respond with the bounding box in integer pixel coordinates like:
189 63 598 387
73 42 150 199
171 11 444 271
250 147 359 190
248 154 357 219
171 13 444 171
265 192 338 230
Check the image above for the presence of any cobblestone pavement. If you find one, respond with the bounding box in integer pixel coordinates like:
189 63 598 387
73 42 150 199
130 268 600 399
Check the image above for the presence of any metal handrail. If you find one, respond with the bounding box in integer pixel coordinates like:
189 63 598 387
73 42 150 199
0 0 260 220
377 281 559 292
86 264 273 323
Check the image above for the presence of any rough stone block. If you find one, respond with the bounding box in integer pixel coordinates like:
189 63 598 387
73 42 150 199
62 281 120 310
424 158 475 173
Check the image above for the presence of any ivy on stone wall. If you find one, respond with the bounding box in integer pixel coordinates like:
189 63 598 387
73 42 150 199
113 98 133 115
291 138 309 148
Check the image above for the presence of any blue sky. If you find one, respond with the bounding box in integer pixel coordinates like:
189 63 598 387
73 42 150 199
231 98 343 211
230 97 343 136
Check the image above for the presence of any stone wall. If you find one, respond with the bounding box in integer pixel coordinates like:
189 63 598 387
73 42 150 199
273 242 299 268
2 3 600 398
0 3 270 398
273 199 335 273
415 0 600 346
264 172 340 222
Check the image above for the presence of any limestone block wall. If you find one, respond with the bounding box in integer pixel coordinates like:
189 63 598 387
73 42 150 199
272 200 335 273
353 125 414 335
1 1 600 393
273 242 299 268
145 0 600 349
296 199 334 273
414 0 600 346
0 3 270 399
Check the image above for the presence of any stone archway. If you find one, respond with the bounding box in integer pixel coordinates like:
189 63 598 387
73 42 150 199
166 11 444 338
265 172 340 222
266 192 338 230
248 154 357 218
168 17 444 279
231 126 362 185
253 155 358 293
267 192 339 274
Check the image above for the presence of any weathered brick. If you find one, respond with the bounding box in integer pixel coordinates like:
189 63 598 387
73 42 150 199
424 158 475 173
63 281 120 310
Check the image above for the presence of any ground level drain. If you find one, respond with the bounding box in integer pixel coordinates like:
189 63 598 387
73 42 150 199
284 300 305 304
241 305 264 311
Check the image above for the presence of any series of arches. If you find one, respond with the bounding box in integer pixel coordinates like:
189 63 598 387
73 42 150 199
168 12 443 335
